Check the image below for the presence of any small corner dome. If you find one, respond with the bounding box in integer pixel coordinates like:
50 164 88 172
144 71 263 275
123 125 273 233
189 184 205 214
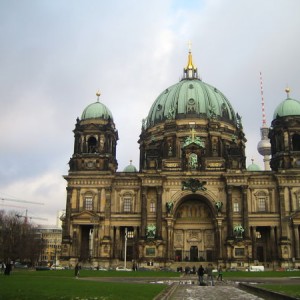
123 161 137 173
273 89 300 119
81 101 113 120
247 160 261 171
81 93 113 121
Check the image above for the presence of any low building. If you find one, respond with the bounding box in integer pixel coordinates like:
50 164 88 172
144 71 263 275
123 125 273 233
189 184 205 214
36 225 62 265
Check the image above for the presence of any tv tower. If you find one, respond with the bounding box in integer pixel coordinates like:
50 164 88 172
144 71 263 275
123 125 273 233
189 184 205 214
257 72 271 170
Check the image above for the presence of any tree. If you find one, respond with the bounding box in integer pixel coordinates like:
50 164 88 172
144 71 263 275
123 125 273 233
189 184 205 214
0 210 46 266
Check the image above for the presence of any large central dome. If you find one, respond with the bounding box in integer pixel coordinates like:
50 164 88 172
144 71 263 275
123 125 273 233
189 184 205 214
146 51 236 129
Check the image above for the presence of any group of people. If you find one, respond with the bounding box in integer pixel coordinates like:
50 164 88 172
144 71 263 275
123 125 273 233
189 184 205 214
197 264 223 286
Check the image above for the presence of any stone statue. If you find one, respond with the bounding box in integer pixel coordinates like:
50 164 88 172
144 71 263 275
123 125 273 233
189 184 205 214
215 201 223 213
146 224 156 239
166 201 174 214
233 224 244 238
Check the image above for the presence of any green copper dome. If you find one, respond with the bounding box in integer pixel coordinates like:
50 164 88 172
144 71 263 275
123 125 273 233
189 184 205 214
145 51 236 129
247 161 261 171
273 89 300 119
273 98 300 119
123 161 137 172
81 93 113 121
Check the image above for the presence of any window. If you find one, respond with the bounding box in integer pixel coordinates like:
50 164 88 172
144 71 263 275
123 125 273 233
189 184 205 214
235 248 245 256
150 201 156 213
292 134 300 151
258 197 266 212
127 231 134 239
255 191 267 212
85 197 93 210
123 197 132 212
87 136 97 153
233 202 239 212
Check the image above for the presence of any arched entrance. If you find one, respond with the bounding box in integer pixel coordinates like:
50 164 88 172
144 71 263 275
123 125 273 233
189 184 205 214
172 195 217 262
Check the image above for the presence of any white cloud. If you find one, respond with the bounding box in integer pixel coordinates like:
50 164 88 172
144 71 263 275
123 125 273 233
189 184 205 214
0 0 299 224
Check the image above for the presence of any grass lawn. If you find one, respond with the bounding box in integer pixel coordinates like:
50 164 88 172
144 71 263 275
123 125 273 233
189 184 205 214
260 284 300 299
222 270 300 278
222 271 300 298
0 270 174 300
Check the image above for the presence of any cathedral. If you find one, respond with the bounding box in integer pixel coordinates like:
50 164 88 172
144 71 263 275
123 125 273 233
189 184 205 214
61 50 300 270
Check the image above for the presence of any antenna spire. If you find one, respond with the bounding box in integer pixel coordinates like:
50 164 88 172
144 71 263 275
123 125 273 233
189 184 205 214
259 72 267 127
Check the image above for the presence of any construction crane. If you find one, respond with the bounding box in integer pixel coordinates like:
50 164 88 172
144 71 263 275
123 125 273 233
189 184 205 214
0 195 46 223
16 209 48 223
0 197 44 206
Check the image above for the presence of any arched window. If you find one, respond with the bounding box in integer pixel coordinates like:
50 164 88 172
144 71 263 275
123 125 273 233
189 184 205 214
87 136 97 153
292 134 300 151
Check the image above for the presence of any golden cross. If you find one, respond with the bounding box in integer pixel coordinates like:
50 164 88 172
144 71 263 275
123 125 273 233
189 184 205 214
188 41 192 52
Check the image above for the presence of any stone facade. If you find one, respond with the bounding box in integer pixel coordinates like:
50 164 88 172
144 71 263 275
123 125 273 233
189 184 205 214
61 52 300 269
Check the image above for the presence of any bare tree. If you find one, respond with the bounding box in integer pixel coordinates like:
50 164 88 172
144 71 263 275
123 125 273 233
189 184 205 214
0 210 45 266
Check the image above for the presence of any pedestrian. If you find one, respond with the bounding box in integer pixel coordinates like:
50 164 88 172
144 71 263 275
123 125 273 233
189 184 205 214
4 262 12 276
75 263 80 279
217 265 223 281
197 264 205 285
1 262 5 274
206 263 214 286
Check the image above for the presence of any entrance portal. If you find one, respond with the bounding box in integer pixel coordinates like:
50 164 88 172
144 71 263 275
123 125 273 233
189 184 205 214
190 246 198 261
173 195 216 262
80 225 93 261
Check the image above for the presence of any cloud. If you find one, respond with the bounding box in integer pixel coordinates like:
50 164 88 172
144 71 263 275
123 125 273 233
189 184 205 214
0 0 299 224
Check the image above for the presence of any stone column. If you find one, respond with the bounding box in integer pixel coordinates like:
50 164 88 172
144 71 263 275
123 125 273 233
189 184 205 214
241 186 249 238
156 187 162 239
166 218 174 260
251 226 257 260
141 187 148 238
114 226 120 258
216 218 223 259
63 187 72 239
96 188 101 212
270 226 276 260
226 186 233 238
76 188 80 211
278 187 288 238
104 187 111 239
293 225 300 259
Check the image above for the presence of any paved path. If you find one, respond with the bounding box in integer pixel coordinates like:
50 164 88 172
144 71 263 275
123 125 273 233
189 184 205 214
169 284 264 300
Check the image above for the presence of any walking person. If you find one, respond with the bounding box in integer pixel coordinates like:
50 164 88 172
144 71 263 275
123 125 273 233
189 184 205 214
217 265 223 281
197 264 205 285
206 263 214 286
75 263 80 279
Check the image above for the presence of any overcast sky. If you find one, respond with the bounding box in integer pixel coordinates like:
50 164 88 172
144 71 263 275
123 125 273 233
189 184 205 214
0 0 299 225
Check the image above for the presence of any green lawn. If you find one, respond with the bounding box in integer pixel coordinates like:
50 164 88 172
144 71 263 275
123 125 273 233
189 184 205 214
222 270 300 278
1 269 300 300
0 270 175 300
260 284 300 299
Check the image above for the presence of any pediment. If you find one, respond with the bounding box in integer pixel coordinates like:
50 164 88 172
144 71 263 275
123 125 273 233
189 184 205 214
71 210 99 222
